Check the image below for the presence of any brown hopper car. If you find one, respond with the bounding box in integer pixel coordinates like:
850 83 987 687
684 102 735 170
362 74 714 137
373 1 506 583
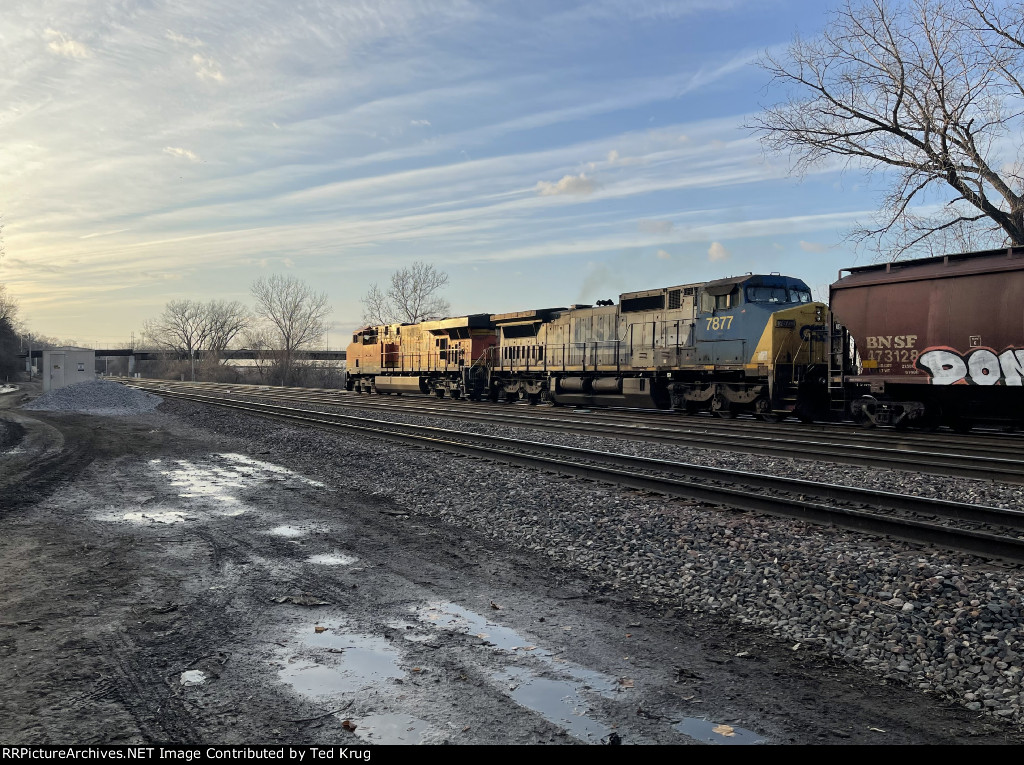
830 245 1024 430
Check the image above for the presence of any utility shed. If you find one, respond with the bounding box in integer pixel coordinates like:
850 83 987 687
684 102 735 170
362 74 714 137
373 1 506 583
42 348 96 392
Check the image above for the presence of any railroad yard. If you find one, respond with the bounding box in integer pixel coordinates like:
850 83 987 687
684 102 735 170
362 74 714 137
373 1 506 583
3 379 1024 745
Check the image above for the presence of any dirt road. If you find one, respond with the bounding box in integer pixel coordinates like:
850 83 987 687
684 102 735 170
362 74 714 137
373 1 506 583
1 386 1021 745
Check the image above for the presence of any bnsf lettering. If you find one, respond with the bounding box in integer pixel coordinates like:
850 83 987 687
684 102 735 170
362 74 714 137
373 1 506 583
865 335 918 349
917 347 1024 386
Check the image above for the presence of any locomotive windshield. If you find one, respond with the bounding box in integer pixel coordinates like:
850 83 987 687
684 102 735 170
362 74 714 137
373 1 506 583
745 286 812 304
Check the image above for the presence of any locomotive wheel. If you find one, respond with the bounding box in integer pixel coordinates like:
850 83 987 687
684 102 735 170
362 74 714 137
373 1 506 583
680 401 700 415
710 395 737 419
754 397 784 423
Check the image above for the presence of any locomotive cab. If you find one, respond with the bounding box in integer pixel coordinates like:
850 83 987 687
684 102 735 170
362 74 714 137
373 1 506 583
680 274 829 419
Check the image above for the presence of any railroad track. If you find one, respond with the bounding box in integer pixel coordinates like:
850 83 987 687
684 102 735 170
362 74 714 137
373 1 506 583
121 378 1024 484
121 379 1024 564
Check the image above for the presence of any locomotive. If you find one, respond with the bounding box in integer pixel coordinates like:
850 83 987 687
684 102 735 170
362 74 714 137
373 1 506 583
347 272 830 422
346 245 1024 430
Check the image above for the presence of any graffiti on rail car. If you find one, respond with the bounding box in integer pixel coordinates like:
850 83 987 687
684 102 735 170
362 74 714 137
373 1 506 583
916 346 1024 386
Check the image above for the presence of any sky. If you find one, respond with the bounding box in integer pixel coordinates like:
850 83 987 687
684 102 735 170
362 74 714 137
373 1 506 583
2 0 887 347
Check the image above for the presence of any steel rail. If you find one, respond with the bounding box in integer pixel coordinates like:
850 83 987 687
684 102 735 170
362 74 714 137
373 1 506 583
127 377 1023 456
128 379 1024 484
123 383 1024 563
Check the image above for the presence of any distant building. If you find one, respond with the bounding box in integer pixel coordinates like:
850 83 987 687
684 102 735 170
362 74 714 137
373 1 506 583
42 348 96 392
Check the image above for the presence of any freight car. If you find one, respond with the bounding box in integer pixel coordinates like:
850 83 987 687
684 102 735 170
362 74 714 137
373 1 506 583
347 272 831 421
828 245 1024 431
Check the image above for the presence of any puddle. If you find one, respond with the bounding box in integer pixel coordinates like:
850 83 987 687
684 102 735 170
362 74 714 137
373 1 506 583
415 601 621 742
414 602 617 693
306 552 357 566
99 507 189 525
219 453 324 487
352 713 431 745
495 666 611 743
269 525 307 538
277 626 404 698
673 717 766 745
416 602 549 655
159 459 247 507
385 620 439 643
96 453 325 527
179 670 208 686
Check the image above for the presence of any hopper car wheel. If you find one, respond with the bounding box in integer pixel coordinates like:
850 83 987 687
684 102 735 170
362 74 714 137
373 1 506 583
435 390 446 399
854 413 875 429
949 418 973 434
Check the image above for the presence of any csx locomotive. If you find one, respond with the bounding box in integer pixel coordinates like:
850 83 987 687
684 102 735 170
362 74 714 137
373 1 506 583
347 272 830 422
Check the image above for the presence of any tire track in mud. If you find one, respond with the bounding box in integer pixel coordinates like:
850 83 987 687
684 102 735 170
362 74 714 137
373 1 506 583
0 422 95 514
108 632 204 744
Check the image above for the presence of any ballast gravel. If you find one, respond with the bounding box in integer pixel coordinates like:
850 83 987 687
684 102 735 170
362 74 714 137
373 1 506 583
30 384 1024 728
23 379 162 416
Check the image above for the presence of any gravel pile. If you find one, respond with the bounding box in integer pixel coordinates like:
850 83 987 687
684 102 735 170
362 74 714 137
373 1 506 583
23 379 162 416
160 395 1024 726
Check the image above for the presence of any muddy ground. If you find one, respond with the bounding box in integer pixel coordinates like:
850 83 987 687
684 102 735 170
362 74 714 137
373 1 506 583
2 385 1022 746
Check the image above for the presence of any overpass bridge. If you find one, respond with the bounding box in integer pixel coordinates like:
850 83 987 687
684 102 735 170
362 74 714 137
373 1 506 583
19 348 346 375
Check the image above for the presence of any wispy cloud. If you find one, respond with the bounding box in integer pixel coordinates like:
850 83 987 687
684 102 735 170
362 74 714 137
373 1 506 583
45 29 90 59
536 173 598 196
5 0 866 341
166 31 204 48
80 229 130 240
799 240 829 253
192 54 224 82
708 241 730 262
638 220 674 234
164 147 201 162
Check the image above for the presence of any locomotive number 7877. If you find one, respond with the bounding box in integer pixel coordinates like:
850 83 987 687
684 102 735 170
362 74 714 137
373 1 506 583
706 316 734 331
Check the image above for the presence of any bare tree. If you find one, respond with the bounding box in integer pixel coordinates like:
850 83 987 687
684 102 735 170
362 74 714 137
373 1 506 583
0 283 17 325
239 325 278 383
251 274 331 386
360 261 450 325
0 279 18 381
205 300 251 356
751 0 1024 258
143 300 211 381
